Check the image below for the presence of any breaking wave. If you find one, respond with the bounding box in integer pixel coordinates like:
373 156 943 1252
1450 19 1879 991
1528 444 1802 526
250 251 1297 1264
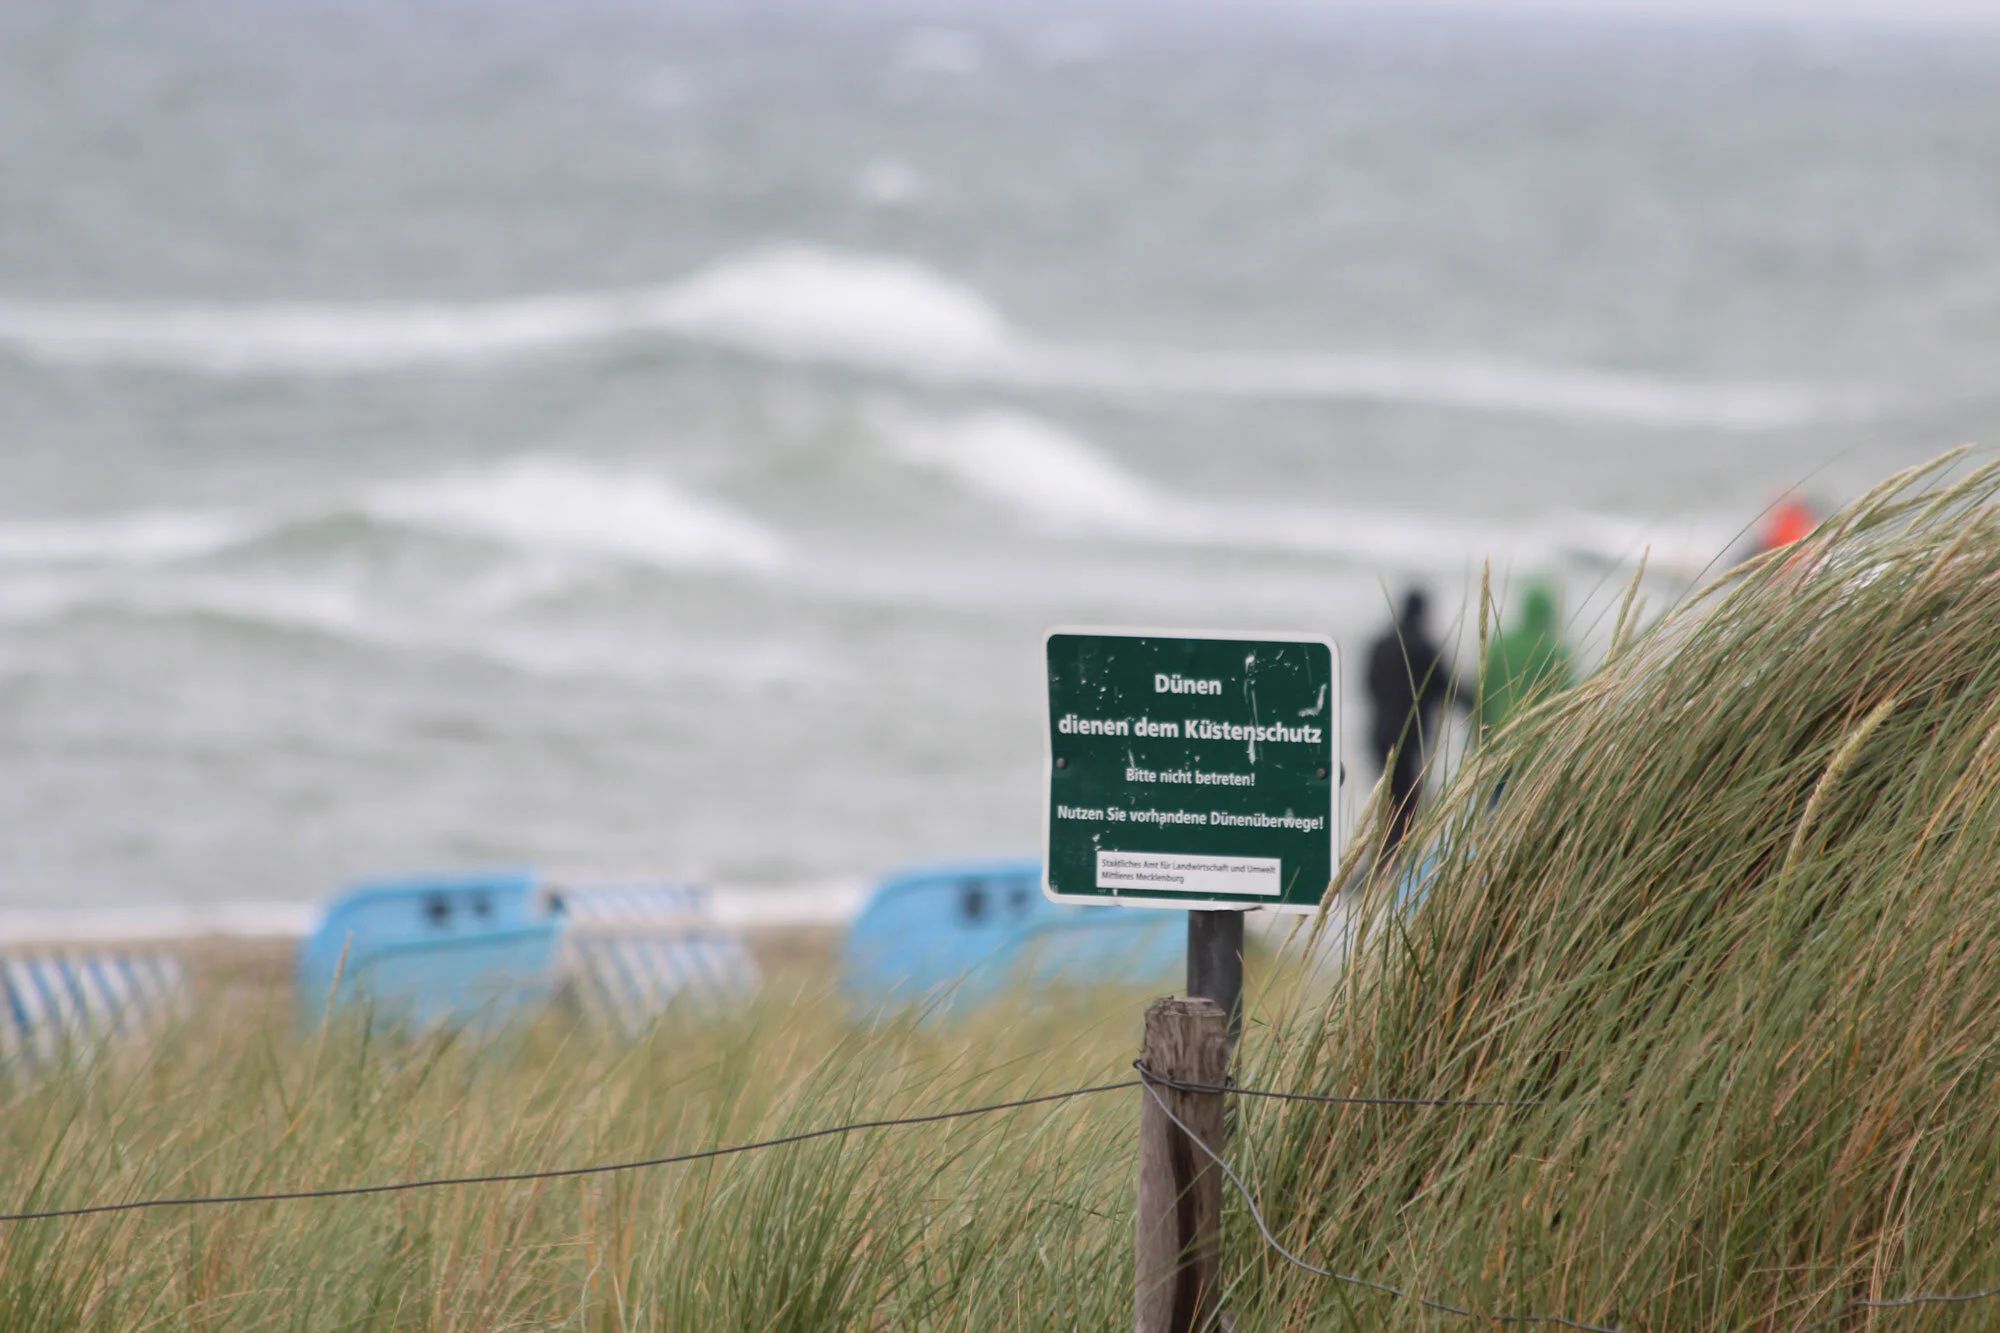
0 247 1859 430
883 406 1731 574
0 249 1009 381
0 509 261 565
882 408 1168 533
0 457 784 577
883 406 1504 565
361 456 787 574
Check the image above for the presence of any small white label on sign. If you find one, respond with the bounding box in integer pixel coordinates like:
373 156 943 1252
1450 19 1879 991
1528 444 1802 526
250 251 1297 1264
1095 850 1281 897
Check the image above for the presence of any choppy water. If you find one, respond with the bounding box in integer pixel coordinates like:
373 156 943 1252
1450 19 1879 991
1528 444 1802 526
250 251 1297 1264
5 0 1999 917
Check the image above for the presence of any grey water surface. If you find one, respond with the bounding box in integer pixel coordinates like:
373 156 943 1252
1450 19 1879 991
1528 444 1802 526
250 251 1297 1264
4 0 1998 912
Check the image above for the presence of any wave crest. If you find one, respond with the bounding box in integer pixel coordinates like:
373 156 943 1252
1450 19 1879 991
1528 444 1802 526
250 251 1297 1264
0 246 1862 430
884 408 1164 532
656 248 1010 371
363 456 786 574
0 509 257 564
879 405 1730 574
0 457 786 579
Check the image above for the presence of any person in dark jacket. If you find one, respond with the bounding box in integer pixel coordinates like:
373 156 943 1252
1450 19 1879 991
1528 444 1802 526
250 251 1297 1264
1365 588 1462 856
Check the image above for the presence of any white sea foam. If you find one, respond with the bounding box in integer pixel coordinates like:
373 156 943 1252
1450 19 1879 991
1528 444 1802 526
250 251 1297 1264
885 408 1167 532
0 458 783 577
655 248 1011 372
882 406 1488 563
0 291 658 374
0 457 785 640
0 248 1009 380
363 455 787 574
0 246 1863 429
0 562 401 641
0 508 258 564
881 405 1722 574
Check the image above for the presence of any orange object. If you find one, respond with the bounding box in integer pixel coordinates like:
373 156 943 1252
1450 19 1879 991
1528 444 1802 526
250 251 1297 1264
1761 496 1817 551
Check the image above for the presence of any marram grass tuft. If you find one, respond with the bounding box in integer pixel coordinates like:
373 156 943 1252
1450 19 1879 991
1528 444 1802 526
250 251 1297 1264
1242 450 2000 1330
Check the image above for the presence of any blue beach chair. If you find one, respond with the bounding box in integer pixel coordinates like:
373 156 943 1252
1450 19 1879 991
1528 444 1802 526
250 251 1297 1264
295 869 559 1031
297 872 760 1034
840 858 1184 1014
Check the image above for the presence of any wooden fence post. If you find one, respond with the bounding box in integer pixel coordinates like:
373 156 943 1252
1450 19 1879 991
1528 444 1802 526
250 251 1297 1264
1135 995 1231 1333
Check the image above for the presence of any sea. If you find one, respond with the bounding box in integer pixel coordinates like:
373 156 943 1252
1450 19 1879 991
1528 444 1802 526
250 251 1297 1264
4 0 1999 928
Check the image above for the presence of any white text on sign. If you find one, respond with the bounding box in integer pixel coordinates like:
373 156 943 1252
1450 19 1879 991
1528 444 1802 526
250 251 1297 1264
1054 714 1322 744
1125 766 1255 786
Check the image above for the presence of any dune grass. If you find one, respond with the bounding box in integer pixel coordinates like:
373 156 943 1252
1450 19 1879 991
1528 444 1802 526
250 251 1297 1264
0 960 1168 1320
7 451 2000 1330
1238 450 2000 1330
0 972 1162 1331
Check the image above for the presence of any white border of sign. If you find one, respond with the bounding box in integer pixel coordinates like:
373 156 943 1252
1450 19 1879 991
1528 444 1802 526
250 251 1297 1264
1041 625 1341 914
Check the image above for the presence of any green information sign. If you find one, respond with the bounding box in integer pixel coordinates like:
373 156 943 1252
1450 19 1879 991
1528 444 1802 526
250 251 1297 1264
1043 628 1340 913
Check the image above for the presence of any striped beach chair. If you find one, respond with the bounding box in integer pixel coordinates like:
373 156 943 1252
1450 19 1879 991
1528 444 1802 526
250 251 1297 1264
554 885 759 1038
0 952 191 1072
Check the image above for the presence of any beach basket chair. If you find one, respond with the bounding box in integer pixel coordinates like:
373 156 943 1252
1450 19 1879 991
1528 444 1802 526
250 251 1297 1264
295 870 559 1031
839 858 1183 1015
298 874 761 1038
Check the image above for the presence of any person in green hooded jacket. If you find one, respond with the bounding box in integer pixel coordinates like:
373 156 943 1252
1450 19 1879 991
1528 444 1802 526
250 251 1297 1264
1476 581 1574 735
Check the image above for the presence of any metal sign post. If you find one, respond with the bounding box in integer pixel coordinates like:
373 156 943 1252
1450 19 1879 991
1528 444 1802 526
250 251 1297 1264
1186 909 1244 1037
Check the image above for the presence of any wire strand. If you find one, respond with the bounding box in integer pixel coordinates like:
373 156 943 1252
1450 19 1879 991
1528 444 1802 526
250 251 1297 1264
1144 1068 2000 1329
0 1079 1138 1224
1133 1060 1543 1109
1138 1078 1630 1333
1788 1285 2000 1333
11 1060 2000 1331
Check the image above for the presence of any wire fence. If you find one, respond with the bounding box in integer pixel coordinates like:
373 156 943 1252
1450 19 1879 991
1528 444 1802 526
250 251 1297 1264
1788 1287 2000 1333
1133 1060 1545 1109
1139 1079 1628 1333
1134 1061 2000 1333
0 1079 1138 1223
2 1063 1994 1333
